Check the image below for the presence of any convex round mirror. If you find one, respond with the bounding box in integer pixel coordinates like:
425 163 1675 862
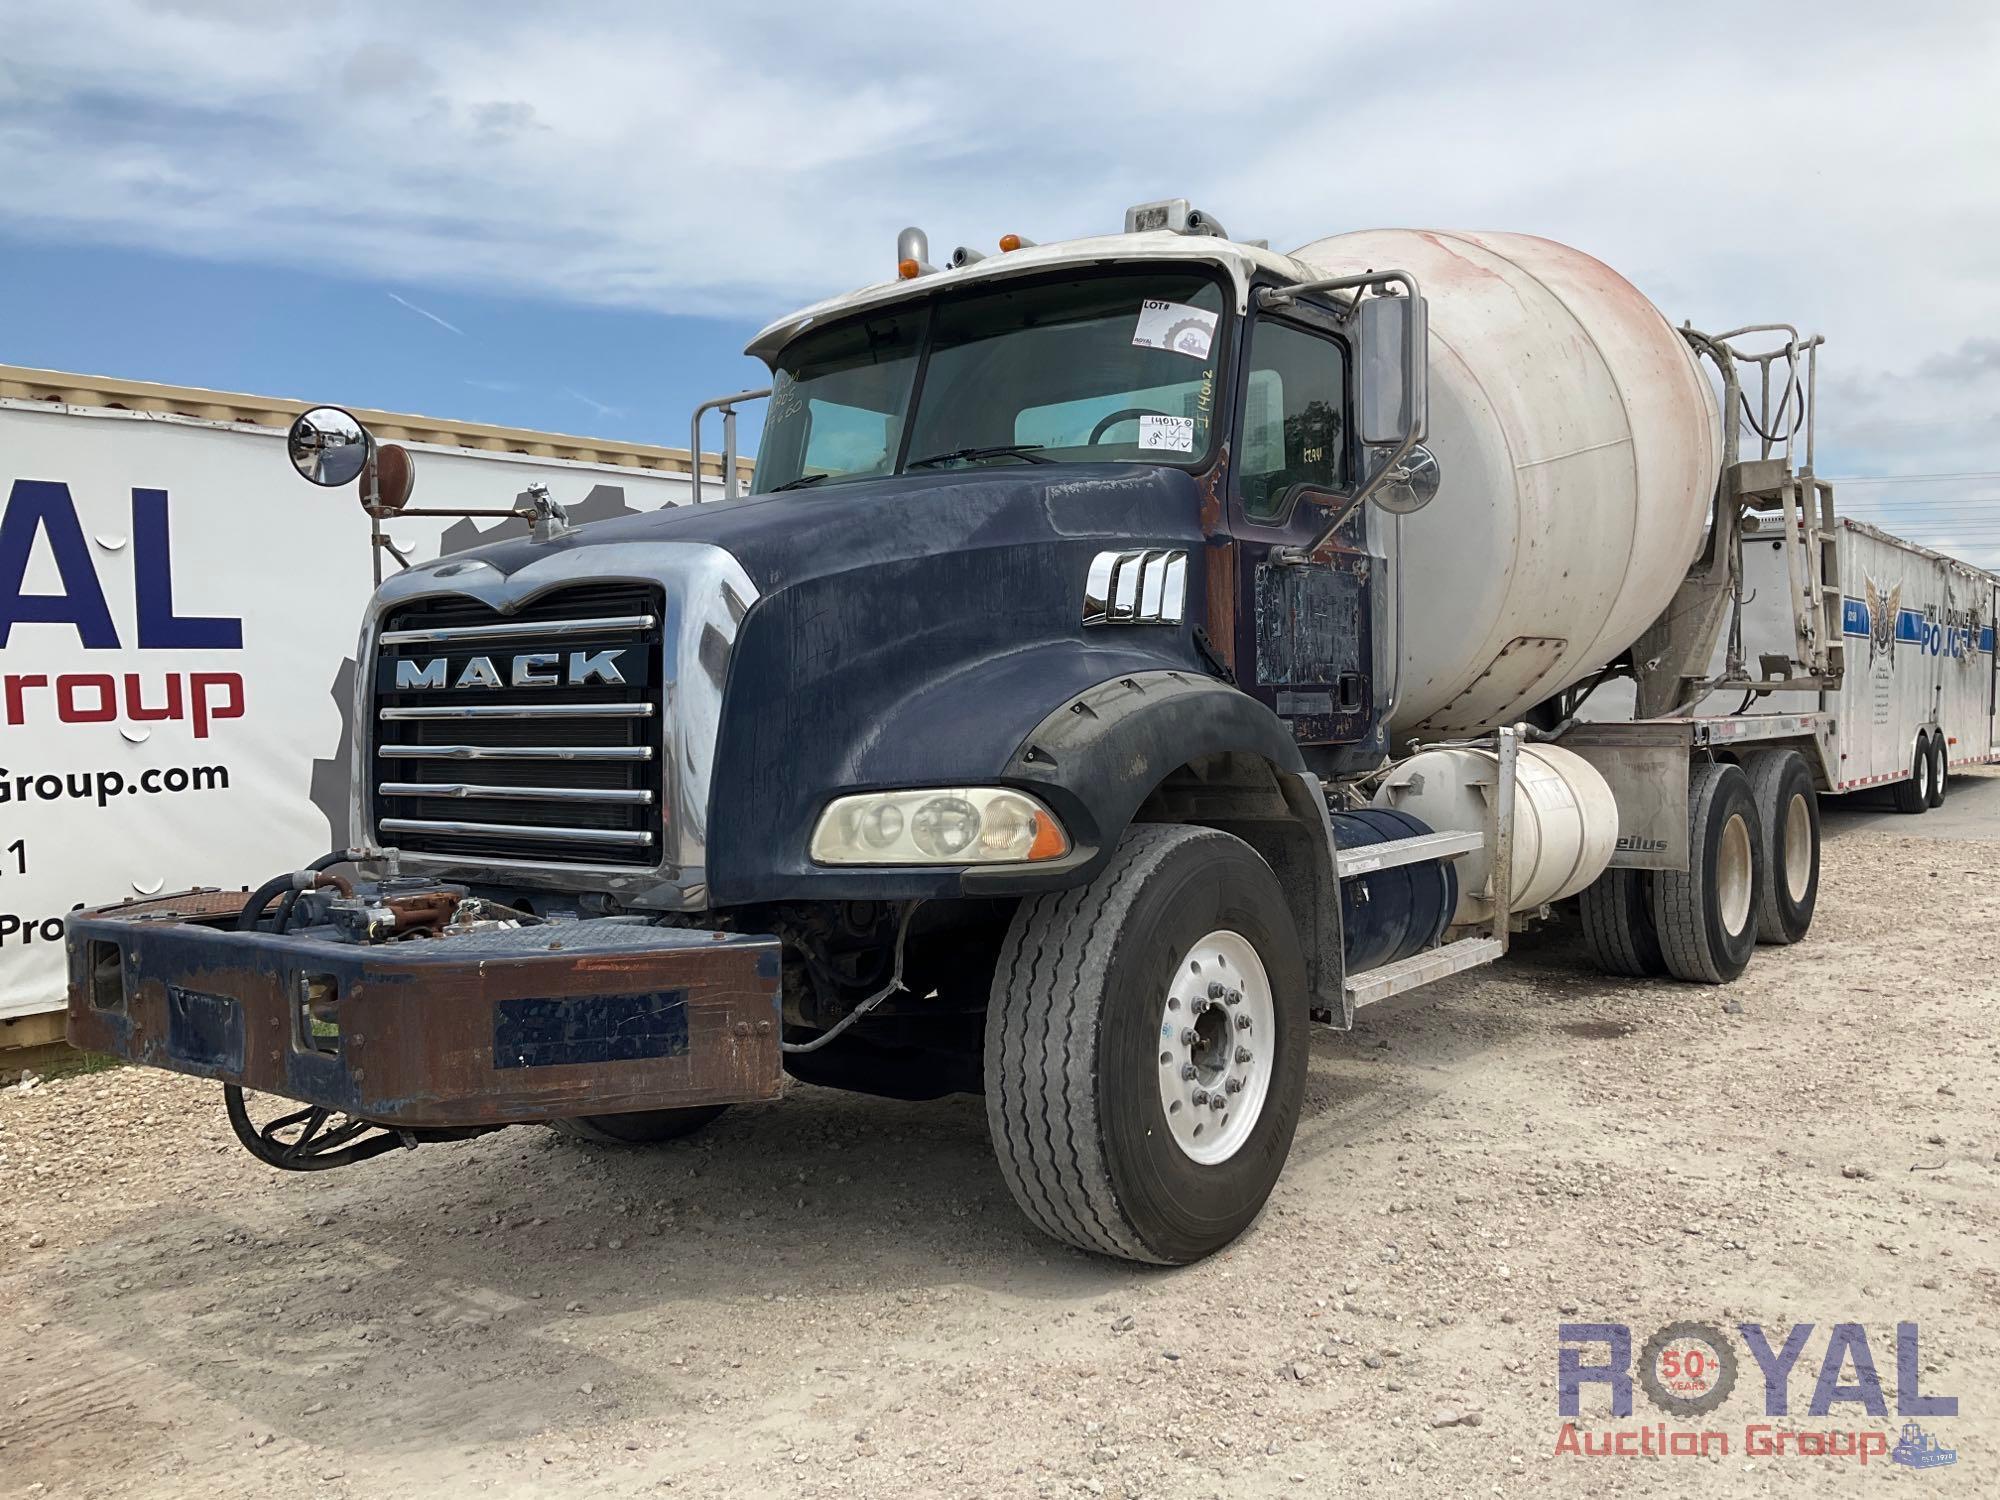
287 405 372 488
1370 442 1441 515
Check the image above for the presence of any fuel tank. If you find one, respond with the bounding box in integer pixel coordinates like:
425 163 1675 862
1289 231 1723 737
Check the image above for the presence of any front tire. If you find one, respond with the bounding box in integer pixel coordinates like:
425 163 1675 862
550 1106 728 1145
984 824 1308 1265
1744 749 1819 945
1652 761 1762 984
1927 732 1948 808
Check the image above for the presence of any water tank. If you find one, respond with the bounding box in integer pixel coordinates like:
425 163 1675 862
1370 743 1618 926
1288 231 1723 737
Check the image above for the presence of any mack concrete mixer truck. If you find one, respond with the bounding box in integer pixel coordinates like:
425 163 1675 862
67 199 1850 1264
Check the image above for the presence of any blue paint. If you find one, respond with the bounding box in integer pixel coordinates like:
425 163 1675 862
492 990 690 1069
165 985 245 1074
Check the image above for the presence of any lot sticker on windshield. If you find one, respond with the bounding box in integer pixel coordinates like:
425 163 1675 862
1132 300 1217 360
1138 414 1195 452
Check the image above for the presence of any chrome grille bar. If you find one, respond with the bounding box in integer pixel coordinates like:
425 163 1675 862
378 613 656 646
378 703 655 721
377 743 655 762
379 817 656 848
379 781 654 805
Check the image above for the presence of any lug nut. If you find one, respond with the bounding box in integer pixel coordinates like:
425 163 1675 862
1180 1027 1199 1047
1235 1014 1252 1030
1192 1089 1210 1106
1227 988 1243 1006
1180 1064 1199 1082
1210 1094 1227 1111
1191 997 1210 1015
1207 982 1226 999
1225 1076 1244 1094
1235 1046 1252 1064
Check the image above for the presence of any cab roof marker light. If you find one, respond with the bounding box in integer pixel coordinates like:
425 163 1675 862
998 234 1036 252
896 226 938 279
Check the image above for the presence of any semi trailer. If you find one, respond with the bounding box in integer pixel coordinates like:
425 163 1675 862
70 202 1857 1263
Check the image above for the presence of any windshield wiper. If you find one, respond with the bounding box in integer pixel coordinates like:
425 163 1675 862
905 444 1052 470
766 473 830 493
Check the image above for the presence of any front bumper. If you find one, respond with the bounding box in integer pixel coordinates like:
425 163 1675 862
65 891 782 1128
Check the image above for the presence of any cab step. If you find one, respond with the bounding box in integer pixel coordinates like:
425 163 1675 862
1333 828 1482 879
1344 936 1504 1008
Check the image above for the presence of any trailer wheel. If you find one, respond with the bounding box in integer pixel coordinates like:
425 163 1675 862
1927 732 1948 808
1744 749 1819 945
550 1106 728 1145
1651 761 1761 984
1891 737 1931 814
984 823 1308 1265
1579 869 1666 977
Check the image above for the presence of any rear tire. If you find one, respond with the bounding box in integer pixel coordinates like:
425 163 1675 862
1579 869 1666 977
1744 749 1819 946
1892 737 1931 814
1927 732 1948 807
550 1106 728 1145
984 824 1308 1265
1652 761 1761 984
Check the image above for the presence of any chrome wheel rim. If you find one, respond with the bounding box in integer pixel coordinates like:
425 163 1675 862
1783 793 1812 904
1915 750 1930 801
1156 929 1274 1166
1717 813 1754 938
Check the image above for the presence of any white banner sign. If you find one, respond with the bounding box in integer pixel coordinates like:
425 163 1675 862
0 400 693 1018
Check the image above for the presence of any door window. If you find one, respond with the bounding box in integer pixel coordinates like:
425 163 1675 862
1240 319 1347 520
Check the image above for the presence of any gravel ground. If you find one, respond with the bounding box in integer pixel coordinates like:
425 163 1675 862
3 773 1997 1499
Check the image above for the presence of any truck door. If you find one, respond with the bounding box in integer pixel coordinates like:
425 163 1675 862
1225 312 1380 752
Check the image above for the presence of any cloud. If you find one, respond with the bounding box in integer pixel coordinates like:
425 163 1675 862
1 0 1996 512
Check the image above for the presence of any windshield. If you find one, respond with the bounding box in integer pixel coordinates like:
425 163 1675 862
752 267 1228 493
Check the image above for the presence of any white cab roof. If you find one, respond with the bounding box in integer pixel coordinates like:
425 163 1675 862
745 232 1315 363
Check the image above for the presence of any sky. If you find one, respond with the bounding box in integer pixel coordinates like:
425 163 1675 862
2 0 1998 560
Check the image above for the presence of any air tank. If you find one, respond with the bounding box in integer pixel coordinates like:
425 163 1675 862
1288 231 1723 738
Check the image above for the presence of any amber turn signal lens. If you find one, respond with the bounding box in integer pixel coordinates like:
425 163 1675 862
998 234 1023 253
897 258 921 279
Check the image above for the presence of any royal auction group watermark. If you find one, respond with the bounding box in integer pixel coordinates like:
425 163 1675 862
1555 1320 1959 1470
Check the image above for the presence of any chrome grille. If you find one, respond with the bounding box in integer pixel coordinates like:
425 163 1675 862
370 583 664 866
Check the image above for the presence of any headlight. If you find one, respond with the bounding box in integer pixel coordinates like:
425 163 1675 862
810 788 1071 866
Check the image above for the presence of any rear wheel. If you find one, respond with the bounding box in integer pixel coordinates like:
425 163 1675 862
1744 749 1820 946
1579 869 1666 977
1927 732 1948 807
550 1106 728 1145
1652 761 1761 984
1892 737 1931 814
984 823 1308 1265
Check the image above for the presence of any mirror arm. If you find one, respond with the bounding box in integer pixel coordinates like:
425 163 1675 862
689 387 772 504
1261 270 1424 566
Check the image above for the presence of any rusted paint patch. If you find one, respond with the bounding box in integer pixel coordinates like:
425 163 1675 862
66 902 783 1128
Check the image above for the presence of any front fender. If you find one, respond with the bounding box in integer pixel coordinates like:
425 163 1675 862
965 670 1310 893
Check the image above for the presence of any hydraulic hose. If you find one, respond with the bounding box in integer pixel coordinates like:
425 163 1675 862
237 850 348 932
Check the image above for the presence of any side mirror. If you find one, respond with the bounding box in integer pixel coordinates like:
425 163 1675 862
288 406 372 488
1355 292 1428 447
285 405 417 514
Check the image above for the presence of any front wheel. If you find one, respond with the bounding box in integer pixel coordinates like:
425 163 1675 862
1928 732 1948 808
984 824 1308 1265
